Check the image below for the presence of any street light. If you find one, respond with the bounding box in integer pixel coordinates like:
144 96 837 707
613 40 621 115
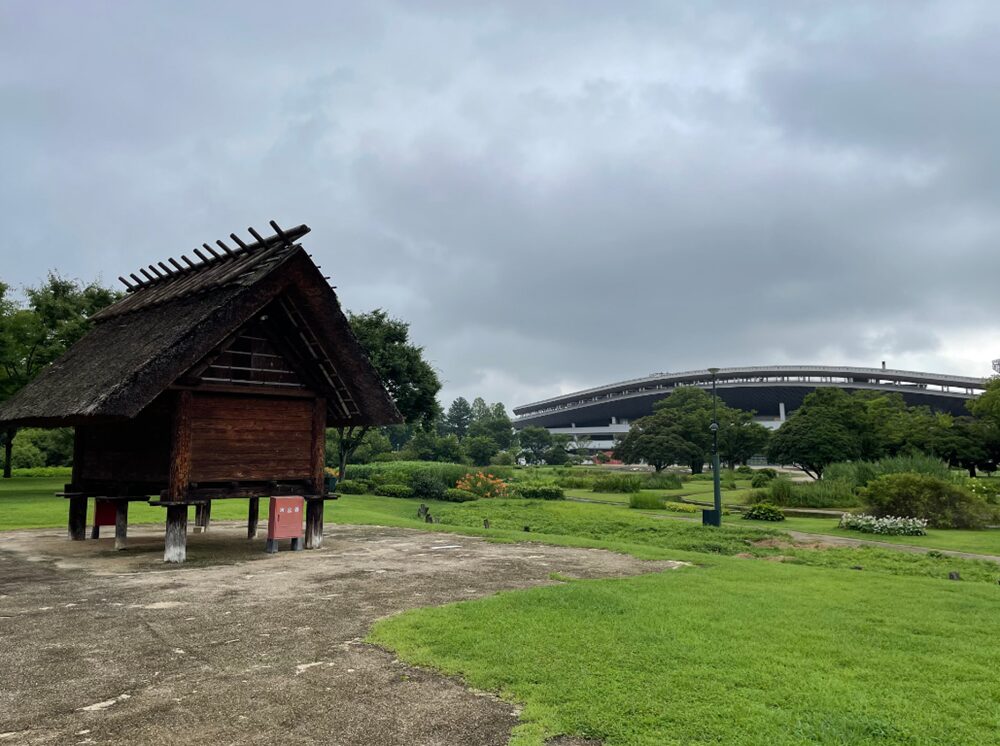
702 367 722 527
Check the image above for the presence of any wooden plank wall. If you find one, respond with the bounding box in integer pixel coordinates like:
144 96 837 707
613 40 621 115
189 393 315 482
77 397 172 484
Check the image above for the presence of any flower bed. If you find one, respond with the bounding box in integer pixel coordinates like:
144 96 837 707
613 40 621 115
839 513 927 536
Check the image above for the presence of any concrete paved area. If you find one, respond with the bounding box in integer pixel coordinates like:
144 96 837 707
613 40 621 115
0 523 681 745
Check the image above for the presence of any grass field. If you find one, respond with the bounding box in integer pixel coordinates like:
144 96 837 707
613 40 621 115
371 560 1000 745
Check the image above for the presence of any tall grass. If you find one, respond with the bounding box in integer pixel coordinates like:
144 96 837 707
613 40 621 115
591 474 643 493
628 493 665 510
824 455 953 490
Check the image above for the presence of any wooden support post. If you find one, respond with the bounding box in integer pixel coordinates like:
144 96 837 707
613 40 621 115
311 398 326 495
91 522 100 540
194 501 212 533
305 499 324 549
167 391 193 501
164 505 187 563
68 496 87 541
247 497 260 539
114 501 129 551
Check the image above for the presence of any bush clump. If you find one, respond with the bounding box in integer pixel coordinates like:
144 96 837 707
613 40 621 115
664 501 699 514
824 455 952 490
839 512 927 536
861 473 993 529
743 503 785 522
555 475 595 489
409 471 446 501
628 493 665 510
592 474 643 493
755 476 858 508
442 488 479 502
736 465 754 476
373 483 414 498
751 471 776 489
513 484 565 500
643 473 683 490
336 479 370 495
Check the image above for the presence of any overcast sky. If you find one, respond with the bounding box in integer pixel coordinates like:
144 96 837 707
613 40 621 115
3 1 999 409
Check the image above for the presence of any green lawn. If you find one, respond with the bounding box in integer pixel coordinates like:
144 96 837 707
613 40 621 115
371 560 1000 745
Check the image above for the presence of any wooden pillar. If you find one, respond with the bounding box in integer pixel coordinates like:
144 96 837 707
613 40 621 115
305 499 324 549
311 398 326 495
114 501 129 551
164 504 187 563
90 521 101 540
247 497 260 539
68 496 87 541
194 501 212 533
167 391 193 501
165 391 192 562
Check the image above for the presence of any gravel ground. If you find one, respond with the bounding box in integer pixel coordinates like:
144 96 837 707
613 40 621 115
0 523 682 745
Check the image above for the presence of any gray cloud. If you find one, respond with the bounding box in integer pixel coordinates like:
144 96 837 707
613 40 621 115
1 0 998 409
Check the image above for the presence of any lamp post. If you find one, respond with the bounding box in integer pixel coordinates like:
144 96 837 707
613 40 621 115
704 367 722 527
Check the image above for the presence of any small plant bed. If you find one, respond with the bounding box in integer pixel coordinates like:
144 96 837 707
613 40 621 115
839 513 927 536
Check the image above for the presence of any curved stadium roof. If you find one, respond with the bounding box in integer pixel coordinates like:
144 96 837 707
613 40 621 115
513 365 989 429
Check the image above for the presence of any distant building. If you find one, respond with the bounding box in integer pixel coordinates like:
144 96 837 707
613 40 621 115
514 365 989 450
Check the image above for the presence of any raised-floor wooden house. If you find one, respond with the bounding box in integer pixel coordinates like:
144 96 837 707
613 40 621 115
0 222 401 561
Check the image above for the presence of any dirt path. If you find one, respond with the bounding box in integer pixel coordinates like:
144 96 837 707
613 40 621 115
0 524 682 745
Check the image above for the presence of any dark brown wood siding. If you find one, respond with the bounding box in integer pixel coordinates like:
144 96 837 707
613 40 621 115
77 397 172 485
188 393 315 482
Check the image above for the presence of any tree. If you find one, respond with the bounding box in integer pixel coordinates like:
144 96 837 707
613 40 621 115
0 275 119 477
334 309 442 477
717 410 771 467
969 377 1000 427
470 397 491 425
767 412 860 479
467 402 516 450
465 435 499 466
518 426 552 465
927 414 994 477
614 415 704 472
442 396 473 439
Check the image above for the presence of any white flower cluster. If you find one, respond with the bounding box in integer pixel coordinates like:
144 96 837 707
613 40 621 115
839 513 928 536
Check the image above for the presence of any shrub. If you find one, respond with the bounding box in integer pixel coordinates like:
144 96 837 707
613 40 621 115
825 456 953 490
964 477 1000 505
861 473 993 529
336 479 369 495
722 479 737 491
409 471 446 501
628 493 665 510
592 474 643 493
839 512 927 536
10 466 73 478
643 473 683 490
767 477 795 504
373 484 414 498
556 475 595 489
664 501 699 514
750 471 775 489
736 465 754 476
743 504 785 522
756 468 779 480
756 476 858 508
455 472 509 499
513 484 565 500
442 488 479 502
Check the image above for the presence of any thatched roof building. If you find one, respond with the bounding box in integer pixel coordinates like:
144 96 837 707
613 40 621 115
0 221 401 562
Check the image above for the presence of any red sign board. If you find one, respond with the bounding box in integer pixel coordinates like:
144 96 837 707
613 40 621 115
268 496 304 540
94 499 116 526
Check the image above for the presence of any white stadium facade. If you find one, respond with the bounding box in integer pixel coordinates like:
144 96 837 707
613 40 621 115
513 364 993 451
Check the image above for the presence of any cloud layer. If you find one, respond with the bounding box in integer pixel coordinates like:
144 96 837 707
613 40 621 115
2 1 998 407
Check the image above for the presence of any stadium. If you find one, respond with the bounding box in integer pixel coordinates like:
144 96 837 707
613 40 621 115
513 364 993 451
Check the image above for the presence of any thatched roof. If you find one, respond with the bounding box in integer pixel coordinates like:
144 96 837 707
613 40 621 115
0 222 402 428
